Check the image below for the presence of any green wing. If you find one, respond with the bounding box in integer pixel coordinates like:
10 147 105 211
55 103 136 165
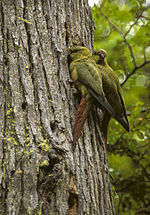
76 60 115 117
115 90 130 132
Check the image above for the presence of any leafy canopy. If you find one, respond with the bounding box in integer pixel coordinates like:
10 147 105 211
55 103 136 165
91 0 150 214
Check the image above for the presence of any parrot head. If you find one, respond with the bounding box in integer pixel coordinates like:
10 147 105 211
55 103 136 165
92 49 107 65
68 46 91 62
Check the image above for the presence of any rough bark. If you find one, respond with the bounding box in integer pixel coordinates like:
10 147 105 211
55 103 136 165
0 0 115 214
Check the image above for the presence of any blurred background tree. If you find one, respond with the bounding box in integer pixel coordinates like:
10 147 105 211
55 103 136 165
90 0 150 214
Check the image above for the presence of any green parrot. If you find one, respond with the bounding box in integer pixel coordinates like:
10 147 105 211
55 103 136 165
92 49 129 144
68 46 115 143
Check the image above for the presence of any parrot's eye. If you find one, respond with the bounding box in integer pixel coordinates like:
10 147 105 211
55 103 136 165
100 53 105 60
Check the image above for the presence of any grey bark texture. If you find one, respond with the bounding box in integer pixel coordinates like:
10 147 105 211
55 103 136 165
0 0 115 214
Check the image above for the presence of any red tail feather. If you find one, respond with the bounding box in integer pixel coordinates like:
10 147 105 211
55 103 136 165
73 97 87 143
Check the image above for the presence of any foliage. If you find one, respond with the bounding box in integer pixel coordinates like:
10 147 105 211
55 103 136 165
91 0 150 214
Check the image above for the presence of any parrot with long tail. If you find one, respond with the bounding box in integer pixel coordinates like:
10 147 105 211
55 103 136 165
92 49 129 145
68 46 129 145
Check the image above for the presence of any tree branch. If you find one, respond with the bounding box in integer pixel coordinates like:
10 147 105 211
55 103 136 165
98 7 124 37
98 7 137 67
124 7 146 37
121 60 150 86
97 5 150 85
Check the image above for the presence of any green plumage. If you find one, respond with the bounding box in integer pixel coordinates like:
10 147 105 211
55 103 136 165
68 46 129 143
93 50 129 132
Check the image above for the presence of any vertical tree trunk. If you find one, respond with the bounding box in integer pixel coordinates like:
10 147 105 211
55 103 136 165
0 0 115 214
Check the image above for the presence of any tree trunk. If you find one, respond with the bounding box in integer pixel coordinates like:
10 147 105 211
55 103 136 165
0 0 115 214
